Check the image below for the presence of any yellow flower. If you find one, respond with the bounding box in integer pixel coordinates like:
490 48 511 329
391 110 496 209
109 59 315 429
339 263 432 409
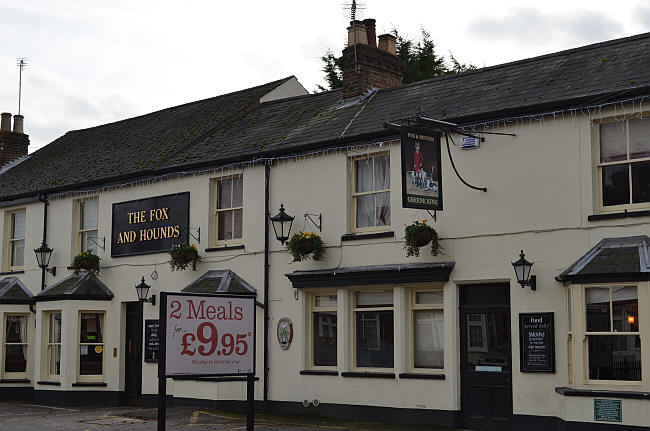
422 219 427 224
191 244 197 249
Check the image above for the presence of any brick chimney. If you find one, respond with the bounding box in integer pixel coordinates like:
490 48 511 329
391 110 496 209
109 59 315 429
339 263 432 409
0 113 30 168
341 19 403 99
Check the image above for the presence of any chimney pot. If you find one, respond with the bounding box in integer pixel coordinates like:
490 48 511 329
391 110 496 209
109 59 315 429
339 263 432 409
362 19 377 48
378 34 397 56
0 113 11 132
347 20 368 46
12 115 24 134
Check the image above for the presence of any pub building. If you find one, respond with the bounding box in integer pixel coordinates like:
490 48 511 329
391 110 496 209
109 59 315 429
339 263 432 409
0 20 649 431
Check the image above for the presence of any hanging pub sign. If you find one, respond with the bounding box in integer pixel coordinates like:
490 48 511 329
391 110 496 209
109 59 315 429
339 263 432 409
400 127 443 210
111 192 190 257
519 312 555 372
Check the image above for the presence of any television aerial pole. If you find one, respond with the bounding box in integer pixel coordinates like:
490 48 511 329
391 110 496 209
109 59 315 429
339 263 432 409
343 0 365 72
16 58 28 115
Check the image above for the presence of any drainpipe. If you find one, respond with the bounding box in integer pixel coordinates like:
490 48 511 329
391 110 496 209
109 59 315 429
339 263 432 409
39 194 49 291
263 162 270 408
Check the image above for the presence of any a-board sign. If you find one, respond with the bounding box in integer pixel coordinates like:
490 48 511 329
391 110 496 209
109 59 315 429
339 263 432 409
400 126 443 210
144 319 160 363
519 312 555 372
112 192 190 257
594 399 622 422
163 293 255 376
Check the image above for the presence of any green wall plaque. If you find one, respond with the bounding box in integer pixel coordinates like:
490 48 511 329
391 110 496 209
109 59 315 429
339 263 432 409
594 399 622 422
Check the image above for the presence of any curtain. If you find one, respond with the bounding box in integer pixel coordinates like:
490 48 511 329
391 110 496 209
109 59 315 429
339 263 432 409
374 156 390 226
355 159 374 228
19 316 27 358
97 314 104 343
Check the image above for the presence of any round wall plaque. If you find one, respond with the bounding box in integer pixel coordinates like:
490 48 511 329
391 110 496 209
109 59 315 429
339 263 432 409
276 317 293 350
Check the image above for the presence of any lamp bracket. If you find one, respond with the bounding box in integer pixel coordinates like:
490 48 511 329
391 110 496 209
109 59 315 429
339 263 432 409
145 294 156 306
88 236 106 251
426 209 437 222
46 267 56 277
304 213 322 232
189 227 201 244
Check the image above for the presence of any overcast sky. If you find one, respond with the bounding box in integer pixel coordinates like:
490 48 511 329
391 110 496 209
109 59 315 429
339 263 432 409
1 0 649 151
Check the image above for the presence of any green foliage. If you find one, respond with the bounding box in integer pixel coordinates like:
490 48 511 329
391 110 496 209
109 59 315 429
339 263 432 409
404 220 441 258
318 28 476 91
169 243 200 271
287 231 325 262
72 250 101 275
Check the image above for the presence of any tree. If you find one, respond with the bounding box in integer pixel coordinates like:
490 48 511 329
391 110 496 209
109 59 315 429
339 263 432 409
317 28 475 91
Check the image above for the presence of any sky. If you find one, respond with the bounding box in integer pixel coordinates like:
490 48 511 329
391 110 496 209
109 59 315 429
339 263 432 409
1 0 649 151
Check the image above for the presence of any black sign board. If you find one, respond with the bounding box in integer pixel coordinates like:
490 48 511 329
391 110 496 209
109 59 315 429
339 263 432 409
144 319 160 363
111 192 190 257
519 312 555 372
400 127 443 210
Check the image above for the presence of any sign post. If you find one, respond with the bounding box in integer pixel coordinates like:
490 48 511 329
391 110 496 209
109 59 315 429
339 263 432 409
157 292 256 430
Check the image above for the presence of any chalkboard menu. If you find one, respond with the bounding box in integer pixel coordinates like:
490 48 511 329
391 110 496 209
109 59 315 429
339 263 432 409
519 312 555 372
145 319 160 363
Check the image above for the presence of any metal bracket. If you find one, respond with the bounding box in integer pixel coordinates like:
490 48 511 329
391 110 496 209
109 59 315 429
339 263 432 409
304 213 322 232
426 210 437 222
88 236 106 251
189 227 201 244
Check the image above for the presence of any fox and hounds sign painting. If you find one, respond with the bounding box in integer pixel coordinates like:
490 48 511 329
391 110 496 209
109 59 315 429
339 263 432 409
400 127 443 210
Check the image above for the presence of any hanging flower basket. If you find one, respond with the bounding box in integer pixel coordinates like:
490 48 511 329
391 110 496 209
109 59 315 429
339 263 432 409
287 232 325 262
404 220 441 258
72 251 101 275
169 244 201 271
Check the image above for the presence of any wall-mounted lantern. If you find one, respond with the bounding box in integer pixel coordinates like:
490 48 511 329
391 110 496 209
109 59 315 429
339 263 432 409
269 204 294 245
135 277 156 305
34 241 55 290
511 250 536 291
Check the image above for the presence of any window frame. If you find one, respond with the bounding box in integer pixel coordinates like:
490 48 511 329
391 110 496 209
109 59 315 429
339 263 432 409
77 311 105 382
352 288 395 371
308 291 338 370
349 152 391 233
595 117 650 213
6 209 26 271
2 313 29 379
582 283 642 386
45 311 62 381
213 175 244 246
77 197 99 254
409 288 444 373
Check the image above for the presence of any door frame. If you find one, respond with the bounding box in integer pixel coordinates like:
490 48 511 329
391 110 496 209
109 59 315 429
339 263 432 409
124 301 144 404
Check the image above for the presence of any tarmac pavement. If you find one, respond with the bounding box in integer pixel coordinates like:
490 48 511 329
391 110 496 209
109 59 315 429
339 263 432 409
0 401 455 431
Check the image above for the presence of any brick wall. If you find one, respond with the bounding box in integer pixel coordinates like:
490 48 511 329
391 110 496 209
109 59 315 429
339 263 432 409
0 132 29 168
341 43 403 99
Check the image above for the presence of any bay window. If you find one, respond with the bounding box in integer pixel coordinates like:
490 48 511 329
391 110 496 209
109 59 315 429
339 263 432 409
412 290 444 370
47 312 61 378
354 290 394 368
310 292 337 367
79 312 104 378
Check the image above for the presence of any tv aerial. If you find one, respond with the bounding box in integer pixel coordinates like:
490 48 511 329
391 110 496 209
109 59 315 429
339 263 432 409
16 58 28 115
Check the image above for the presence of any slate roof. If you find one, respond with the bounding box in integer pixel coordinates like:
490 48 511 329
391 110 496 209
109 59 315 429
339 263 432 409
556 236 650 283
0 277 34 304
35 271 114 301
2 32 650 201
182 270 257 295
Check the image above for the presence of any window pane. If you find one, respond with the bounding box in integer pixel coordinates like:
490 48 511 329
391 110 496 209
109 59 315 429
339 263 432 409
233 209 242 239
80 313 104 343
5 315 27 343
356 310 394 368
586 287 611 332
602 164 629 206
82 230 99 254
49 314 61 343
81 199 98 230
414 310 444 368
631 161 650 204
465 313 509 371
355 194 374 228
218 179 232 209
588 335 641 381
79 345 103 375
357 291 393 307
315 294 337 308
11 239 24 267
217 211 233 240
355 159 373 193
629 118 650 159
612 286 638 332
375 192 390 226
313 312 337 366
567 289 572 332
232 177 243 207
600 122 627 162
12 211 25 239
49 344 61 375
416 291 443 305
374 155 390 190
4 345 26 373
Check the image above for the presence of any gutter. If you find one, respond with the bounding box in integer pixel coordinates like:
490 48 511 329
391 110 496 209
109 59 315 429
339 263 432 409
263 162 270 408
